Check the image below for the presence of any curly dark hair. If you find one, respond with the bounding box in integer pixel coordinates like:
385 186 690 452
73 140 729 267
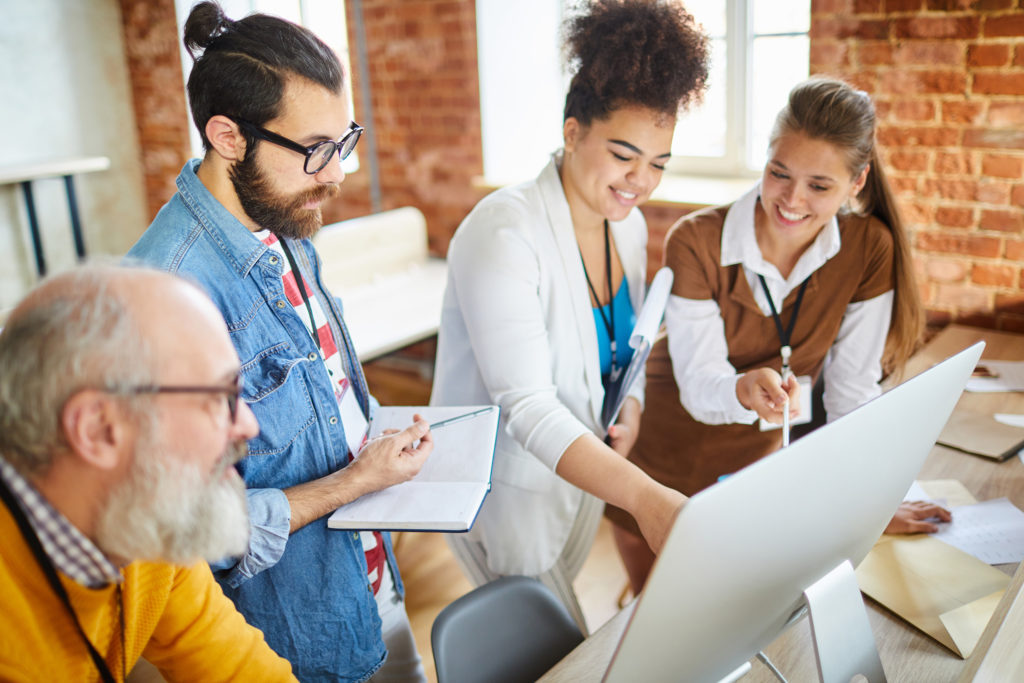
563 0 709 125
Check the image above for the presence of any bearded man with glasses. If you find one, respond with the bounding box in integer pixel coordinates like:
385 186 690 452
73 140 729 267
0 265 296 681
128 3 433 682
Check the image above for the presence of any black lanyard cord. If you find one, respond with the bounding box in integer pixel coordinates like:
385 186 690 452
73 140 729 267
279 239 322 352
580 220 617 376
0 475 123 683
757 274 810 376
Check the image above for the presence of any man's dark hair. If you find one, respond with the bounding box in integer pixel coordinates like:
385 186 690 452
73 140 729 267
183 1 344 150
562 0 709 125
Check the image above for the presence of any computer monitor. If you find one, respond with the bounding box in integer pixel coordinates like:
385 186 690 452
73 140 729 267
604 342 985 682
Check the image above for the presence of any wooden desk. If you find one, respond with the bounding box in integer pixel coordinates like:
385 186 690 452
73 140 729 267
541 325 1024 683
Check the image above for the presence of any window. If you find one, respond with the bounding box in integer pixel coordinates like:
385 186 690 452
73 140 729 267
476 0 809 188
173 0 357 171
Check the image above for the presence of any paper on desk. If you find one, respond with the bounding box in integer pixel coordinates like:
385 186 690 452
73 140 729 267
856 535 1009 658
966 360 1024 392
931 498 1024 565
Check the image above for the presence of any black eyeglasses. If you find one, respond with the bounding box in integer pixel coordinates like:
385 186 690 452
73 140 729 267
110 372 245 424
228 116 363 174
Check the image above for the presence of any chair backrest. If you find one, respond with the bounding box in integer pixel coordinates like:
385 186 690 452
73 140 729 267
431 576 584 683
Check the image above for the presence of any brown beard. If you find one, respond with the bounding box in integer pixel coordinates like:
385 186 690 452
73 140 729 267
230 150 340 240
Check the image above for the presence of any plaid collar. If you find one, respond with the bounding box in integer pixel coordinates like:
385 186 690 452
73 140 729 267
0 458 121 588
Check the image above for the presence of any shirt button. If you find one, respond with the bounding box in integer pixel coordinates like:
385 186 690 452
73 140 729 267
307 352 317 361
269 255 279 265
367 583 373 592
352 532 359 540
329 416 338 425
276 300 286 309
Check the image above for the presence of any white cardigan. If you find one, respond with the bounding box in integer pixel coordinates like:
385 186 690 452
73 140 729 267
431 154 647 575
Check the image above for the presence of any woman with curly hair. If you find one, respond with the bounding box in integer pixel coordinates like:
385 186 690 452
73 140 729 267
606 77 938 596
431 0 709 630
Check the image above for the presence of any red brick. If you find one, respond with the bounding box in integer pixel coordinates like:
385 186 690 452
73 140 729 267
858 41 893 65
917 231 1002 257
892 100 936 122
922 178 980 201
968 43 1011 67
983 12 1024 37
899 199 935 225
879 69 967 95
942 100 986 124
888 149 931 171
926 0 992 8
810 41 850 68
884 0 923 9
892 41 965 65
933 151 976 175
935 284 993 310
926 258 969 281
891 175 921 194
964 128 1024 149
854 0 883 10
935 206 976 227
1007 239 1024 260
812 17 890 40
977 0 1014 9
980 208 1024 231
1013 184 1024 205
973 263 1018 287
812 0 853 13
982 154 1024 179
974 72 1024 95
987 102 1024 127
878 125 962 147
996 293 1024 312
893 16 980 39
1015 45 1024 67
926 308 953 326
977 181 1012 204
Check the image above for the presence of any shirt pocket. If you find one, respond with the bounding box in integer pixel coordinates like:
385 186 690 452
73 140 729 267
241 343 317 459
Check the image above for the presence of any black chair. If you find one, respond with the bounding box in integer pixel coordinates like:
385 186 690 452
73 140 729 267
431 576 585 683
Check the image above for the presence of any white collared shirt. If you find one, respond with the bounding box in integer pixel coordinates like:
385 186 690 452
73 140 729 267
666 183 893 425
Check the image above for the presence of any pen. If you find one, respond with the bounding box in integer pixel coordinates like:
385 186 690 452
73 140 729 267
429 406 494 431
781 345 792 449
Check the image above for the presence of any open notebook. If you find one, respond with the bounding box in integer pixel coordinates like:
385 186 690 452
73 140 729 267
327 405 499 532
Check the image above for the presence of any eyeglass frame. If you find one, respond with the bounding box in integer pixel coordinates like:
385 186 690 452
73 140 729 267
108 371 246 424
227 115 364 175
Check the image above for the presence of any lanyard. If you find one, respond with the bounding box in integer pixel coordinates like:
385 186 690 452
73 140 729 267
757 274 809 379
279 239 322 352
580 220 618 378
0 475 123 683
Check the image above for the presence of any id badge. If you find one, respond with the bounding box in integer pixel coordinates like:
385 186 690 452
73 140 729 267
759 375 812 431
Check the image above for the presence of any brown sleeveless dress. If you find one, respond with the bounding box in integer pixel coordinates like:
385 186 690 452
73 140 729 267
605 204 895 535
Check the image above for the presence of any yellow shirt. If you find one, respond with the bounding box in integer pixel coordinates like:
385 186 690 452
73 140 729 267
0 505 297 682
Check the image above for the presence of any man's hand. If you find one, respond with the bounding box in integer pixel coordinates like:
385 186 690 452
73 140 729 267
736 368 800 424
283 416 433 532
884 500 951 534
346 416 433 495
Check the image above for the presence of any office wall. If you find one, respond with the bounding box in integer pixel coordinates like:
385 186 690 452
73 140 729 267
0 0 148 312
812 0 1024 330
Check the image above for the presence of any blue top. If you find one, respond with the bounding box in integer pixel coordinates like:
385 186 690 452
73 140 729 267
128 160 399 683
593 276 636 383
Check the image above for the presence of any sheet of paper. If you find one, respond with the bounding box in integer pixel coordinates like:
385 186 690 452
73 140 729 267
931 498 1024 564
629 267 672 349
966 360 1024 392
995 413 1024 428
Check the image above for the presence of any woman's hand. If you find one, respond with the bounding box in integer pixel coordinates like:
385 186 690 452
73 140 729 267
607 397 642 457
631 483 687 555
884 500 951 534
736 368 800 424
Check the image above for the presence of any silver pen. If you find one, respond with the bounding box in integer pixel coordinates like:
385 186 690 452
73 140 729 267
429 406 495 431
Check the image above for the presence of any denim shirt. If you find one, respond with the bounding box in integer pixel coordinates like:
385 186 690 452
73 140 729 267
128 159 402 683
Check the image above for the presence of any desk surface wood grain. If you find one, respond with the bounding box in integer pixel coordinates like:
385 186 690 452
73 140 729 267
541 325 1024 683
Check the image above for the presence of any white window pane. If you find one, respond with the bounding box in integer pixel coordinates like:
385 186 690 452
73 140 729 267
684 0 726 38
672 37 726 159
254 0 302 23
747 35 809 169
752 0 810 36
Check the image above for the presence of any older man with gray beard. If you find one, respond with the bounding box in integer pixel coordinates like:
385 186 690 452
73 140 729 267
0 264 296 681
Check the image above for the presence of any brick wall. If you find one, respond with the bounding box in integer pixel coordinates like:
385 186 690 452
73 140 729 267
118 0 191 221
811 0 1024 331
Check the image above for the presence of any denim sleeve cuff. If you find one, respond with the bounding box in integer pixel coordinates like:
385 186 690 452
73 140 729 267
213 488 291 589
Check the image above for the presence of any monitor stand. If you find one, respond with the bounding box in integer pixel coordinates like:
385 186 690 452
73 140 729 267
804 560 887 683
